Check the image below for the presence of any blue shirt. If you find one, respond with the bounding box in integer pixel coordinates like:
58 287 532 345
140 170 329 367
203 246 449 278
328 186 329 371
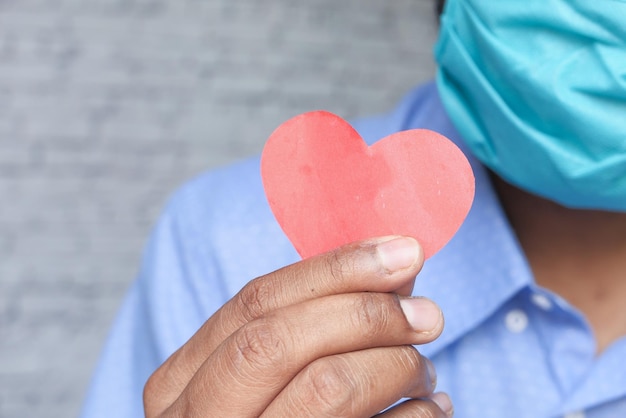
80 82 626 418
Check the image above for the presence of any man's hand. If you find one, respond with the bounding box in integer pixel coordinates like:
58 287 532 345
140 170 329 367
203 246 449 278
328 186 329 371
143 236 452 417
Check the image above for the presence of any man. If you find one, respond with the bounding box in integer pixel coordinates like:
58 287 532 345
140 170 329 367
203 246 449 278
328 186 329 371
81 0 626 416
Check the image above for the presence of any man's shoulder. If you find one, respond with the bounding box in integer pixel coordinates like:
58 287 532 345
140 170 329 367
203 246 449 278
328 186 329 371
161 157 296 284
172 156 269 228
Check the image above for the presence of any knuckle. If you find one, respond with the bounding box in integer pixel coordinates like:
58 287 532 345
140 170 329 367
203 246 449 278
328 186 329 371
236 277 273 322
230 319 287 371
350 293 394 339
299 357 358 416
142 374 159 411
143 367 168 417
325 248 355 284
322 242 378 287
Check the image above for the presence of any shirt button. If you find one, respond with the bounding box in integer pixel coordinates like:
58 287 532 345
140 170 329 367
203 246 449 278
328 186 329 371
564 411 585 418
531 293 553 310
505 309 528 333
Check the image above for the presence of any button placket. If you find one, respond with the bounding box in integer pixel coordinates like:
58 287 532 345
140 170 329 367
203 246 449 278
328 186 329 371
505 309 529 333
531 293 553 311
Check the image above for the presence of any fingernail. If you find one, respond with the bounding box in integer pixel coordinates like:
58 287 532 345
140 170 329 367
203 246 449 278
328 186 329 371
399 297 443 333
430 392 454 417
376 236 421 272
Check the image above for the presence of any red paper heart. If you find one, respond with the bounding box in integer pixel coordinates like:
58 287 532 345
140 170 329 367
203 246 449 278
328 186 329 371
261 111 475 259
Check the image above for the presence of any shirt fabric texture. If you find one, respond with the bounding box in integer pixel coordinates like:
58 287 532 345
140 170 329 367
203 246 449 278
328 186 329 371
80 82 626 418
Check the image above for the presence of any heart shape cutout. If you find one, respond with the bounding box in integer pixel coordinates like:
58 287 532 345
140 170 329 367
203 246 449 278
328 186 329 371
261 111 475 259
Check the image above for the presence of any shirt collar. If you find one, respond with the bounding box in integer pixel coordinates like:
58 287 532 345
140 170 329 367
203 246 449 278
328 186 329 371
406 83 535 357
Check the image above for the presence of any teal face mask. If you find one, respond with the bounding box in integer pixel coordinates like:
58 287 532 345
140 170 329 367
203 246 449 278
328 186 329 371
435 0 626 211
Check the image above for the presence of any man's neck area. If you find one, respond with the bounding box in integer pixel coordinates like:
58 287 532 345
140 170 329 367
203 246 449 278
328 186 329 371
491 173 626 354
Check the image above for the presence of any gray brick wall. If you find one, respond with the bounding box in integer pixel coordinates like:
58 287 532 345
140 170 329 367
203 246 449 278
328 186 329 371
0 1 438 416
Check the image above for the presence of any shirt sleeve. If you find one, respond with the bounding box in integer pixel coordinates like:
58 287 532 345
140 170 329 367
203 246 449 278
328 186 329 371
79 191 231 418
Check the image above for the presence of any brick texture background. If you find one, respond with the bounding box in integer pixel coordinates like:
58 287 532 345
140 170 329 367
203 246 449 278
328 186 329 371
0 1 438 416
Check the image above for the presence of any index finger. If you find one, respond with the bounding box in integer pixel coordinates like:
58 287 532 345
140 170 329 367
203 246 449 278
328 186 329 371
145 236 423 414
226 235 424 325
